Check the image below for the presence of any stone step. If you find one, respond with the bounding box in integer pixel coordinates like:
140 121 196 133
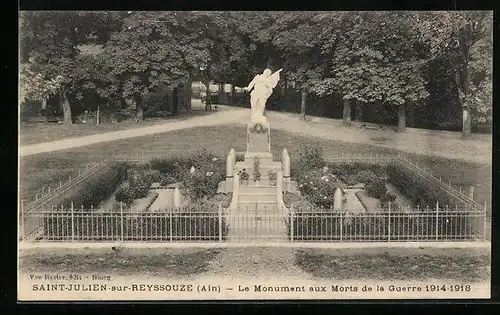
238 186 276 194
238 192 276 203
236 203 278 214
243 152 274 164
236 161 282 169
239 179 277 186
227 236 289 243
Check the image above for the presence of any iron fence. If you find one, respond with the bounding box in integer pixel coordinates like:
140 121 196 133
288 207 486 242
22 207 227 242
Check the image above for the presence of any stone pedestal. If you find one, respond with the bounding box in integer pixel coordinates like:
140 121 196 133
246 119 271 153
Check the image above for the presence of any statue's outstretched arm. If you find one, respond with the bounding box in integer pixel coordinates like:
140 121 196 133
244 75 258 91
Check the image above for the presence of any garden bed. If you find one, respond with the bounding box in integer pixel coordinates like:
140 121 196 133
284 144 486 241
31 150 231 242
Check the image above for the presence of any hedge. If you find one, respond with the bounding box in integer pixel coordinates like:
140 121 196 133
56 162 129 209
386 163 468 209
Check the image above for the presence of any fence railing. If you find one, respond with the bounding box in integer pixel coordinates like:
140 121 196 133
22 207 227 242
20 151 489 244
23 158 113 212
396 156 484 211
288 208 486 242
325 152 485 211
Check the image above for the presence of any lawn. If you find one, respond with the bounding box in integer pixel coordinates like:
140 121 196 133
19 110 213 145
296 248 490 283
19 247 220 278
19 124 491 208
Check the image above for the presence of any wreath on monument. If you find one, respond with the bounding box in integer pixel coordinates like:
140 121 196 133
251 122 267 134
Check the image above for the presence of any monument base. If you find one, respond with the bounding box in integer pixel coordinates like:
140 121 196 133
246 117 271 153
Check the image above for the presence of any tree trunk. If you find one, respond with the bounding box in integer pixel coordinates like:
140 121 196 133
342 98 351 126
41 98 48 122
219 83 225 104
461 67 472 137
462 106 472 137
172 88 179 115
456 33 472 138
136 103 144 121
204 81 211 111
398 104 406 132
408 102 415 128
355 99 363 121
300 88 307 120
231 84 236 104
60 92 72 124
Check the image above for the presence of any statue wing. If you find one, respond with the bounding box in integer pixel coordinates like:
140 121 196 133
268 69 283 89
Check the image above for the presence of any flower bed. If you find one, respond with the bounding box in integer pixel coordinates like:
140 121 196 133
149 150 225 201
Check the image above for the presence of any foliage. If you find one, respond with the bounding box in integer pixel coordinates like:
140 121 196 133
178 150 225 200
283 191 319 212
114 168 161 205
19 11 492 131
239 169 250 183
57 162 128 208
149 150 225 200
295 143 325 180
268 170 277 183
253 157 261 182
20 12 125 121
387 164 461 208
297 167 346 209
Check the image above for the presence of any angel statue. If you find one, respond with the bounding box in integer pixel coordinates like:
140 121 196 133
243 68 283 124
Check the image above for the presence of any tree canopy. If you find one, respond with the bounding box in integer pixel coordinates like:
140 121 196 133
19 11 492 134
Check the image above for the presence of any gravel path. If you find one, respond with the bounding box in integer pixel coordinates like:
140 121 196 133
19 104 491 165
198 247 314 281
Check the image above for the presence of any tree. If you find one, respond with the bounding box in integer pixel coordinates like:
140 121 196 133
416 11 493 136
20 11 124 123
313 12 431 131
271 12 326 120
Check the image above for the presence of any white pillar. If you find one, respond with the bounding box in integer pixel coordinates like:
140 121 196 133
282 148 290 179
468 185 475 200
277 171 284 205
173 186 182 209
226 153 234 179
333 187 343 212
229 148 236 166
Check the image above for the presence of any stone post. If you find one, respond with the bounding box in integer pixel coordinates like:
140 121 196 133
173 185 182 209
282 148 290 180
333 187 343 212
229 148 236 167
277 171 284 205
226 153 234 179
468 185 475 200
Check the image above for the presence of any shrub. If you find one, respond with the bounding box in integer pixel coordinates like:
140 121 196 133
178 150 225 200
114 168 160 205
253 157 261 181
239 169 250 181
283 192 319 212
268 170 277 183
387 163 459 208
298 167 346 209
365 177 387 199
60 162 128 208
149 150 225 200
296 143 325 180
